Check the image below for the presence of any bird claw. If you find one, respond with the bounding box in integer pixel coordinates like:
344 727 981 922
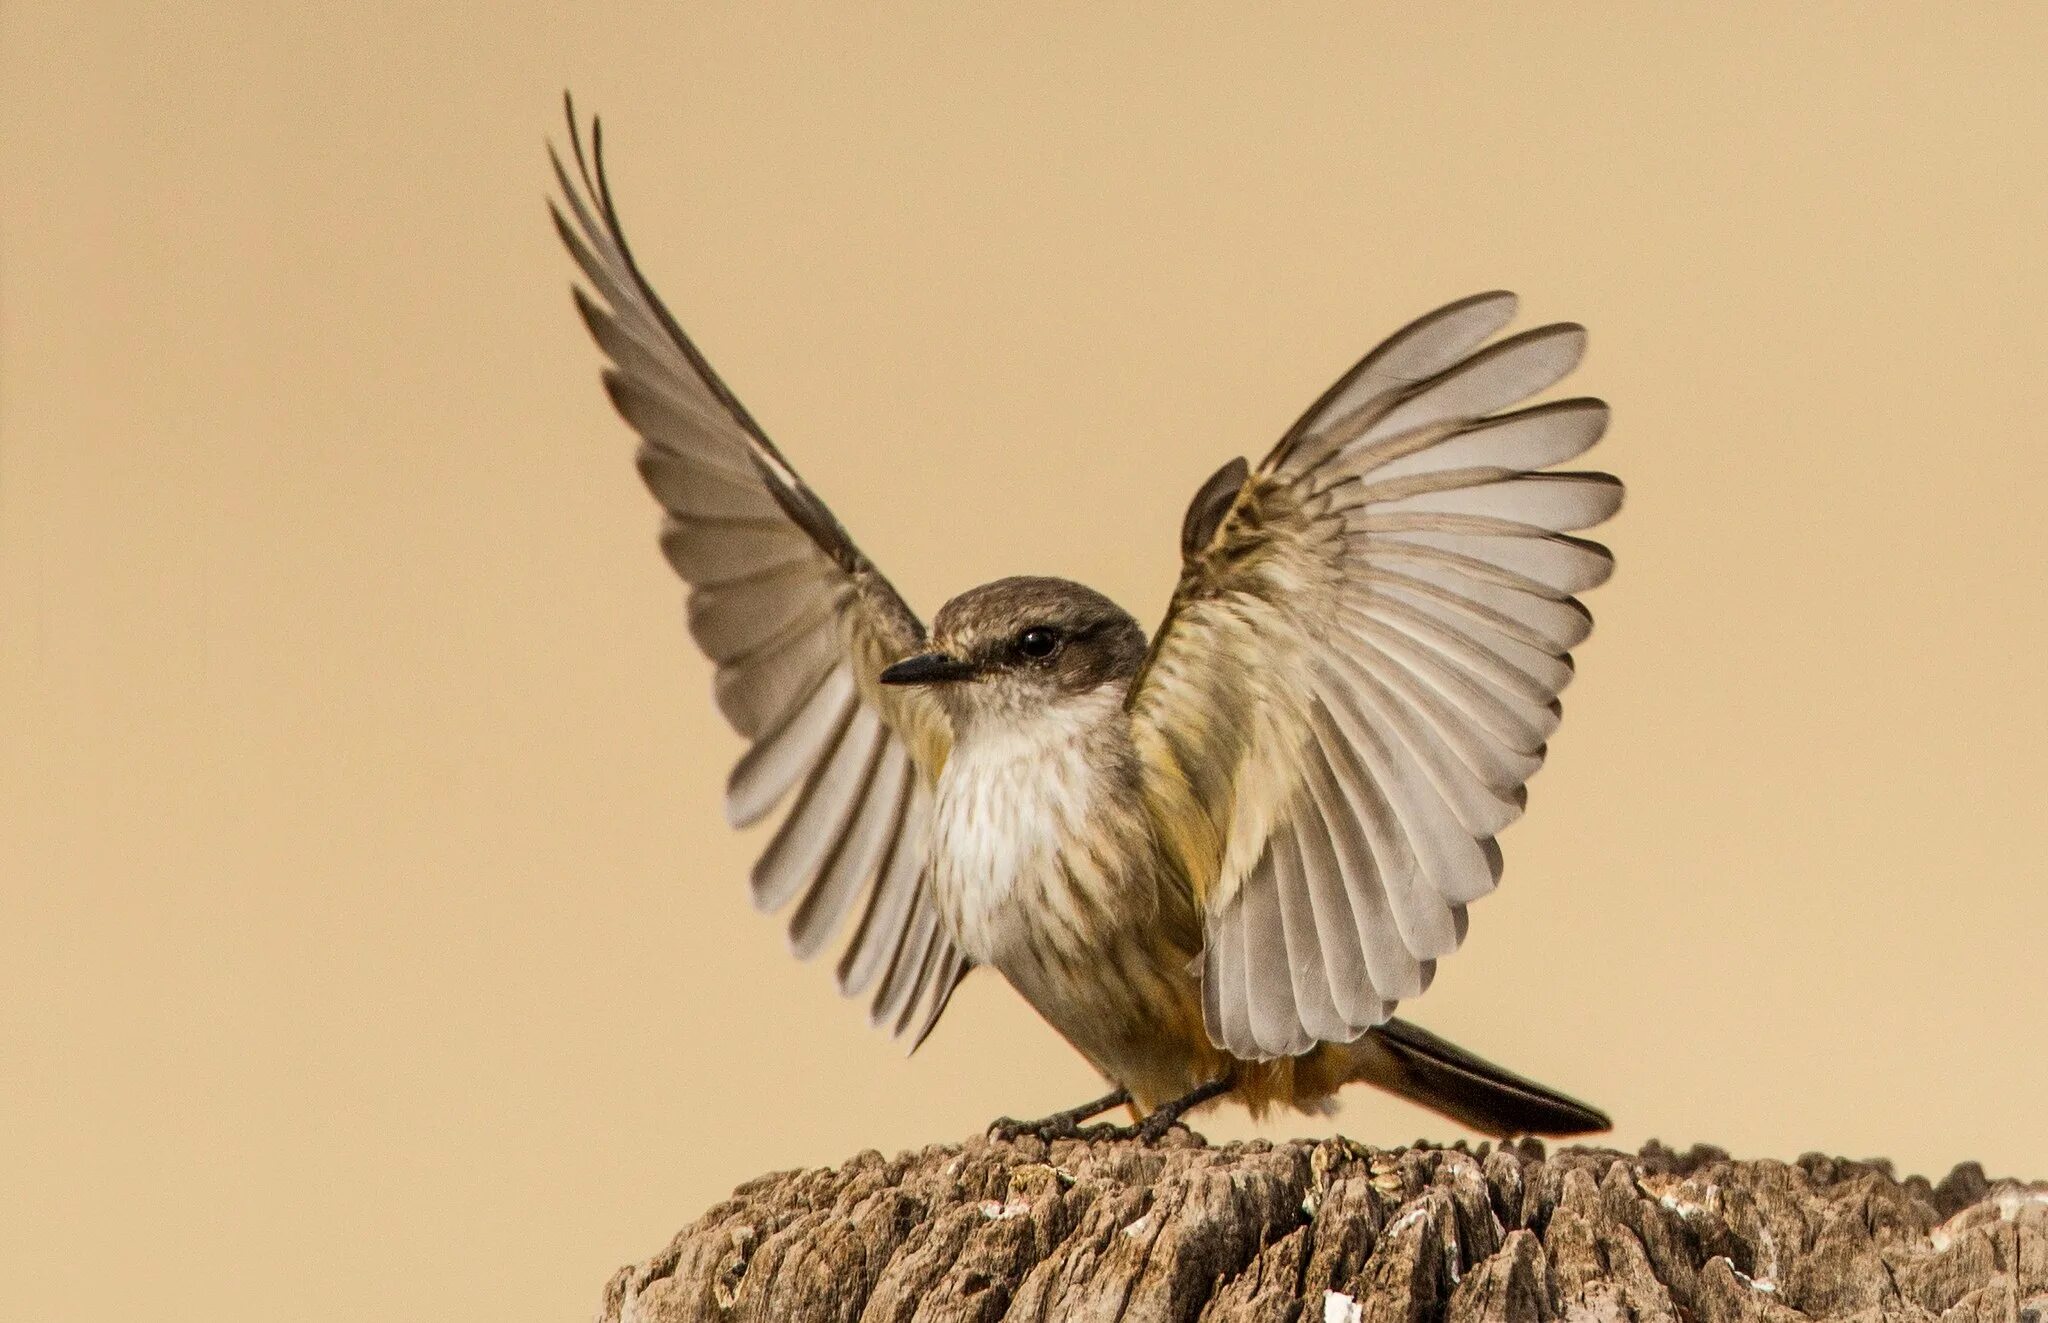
987 1115 1081 1144
1136 1112 1187 1143
1105 1076 1231 1144
985 1088 1134 1144
1089 1114 1188 1145
988 1116 1178 1145
987 1078 1224 1145
989 1116 1157 1144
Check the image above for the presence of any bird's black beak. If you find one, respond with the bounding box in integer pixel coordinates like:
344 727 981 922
879 651 977 686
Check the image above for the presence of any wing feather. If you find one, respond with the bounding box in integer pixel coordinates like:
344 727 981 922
894 917 958 1039
552 99 969 1046
1367 561 1593 651
635 442 788 523
725 668 857 828
872 887 940 1031
1362 398 1609 484
1134 293 1618 1057
656 515 815 588
787 745 912 960
1368 527 1614 596
1360 473 1625 531
1314 695 1469 958
902 949 970 1053
1269 825 1350 1046
836 791 930 997
1287 761 1382 1029
1238 856 1306 1057
1339 324 1588 458
1348 635 1544 792
1302 729 1417 1011
1269 291 1521 475
750 708 886 913
1204 891 1258 1059
688 570 839 663
1340 610 1558 753
1340 661 1522 837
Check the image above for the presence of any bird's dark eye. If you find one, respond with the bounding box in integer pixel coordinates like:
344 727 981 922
1015 626 1061 660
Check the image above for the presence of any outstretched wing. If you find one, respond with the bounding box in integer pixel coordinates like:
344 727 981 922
550 99 968 1049
1129 292 1620 1060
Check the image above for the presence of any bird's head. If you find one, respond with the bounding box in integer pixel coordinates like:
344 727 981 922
879 576 1148 729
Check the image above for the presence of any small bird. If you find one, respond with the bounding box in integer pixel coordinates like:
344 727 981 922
550 101 1619 1141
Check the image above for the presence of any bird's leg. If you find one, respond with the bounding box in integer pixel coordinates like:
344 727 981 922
1124 1074 1236 1143
988 1087 1132 1143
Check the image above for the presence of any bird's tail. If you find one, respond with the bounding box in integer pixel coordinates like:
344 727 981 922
1345 1017 1610 1138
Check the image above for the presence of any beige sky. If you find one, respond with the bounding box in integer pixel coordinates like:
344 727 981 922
4 5 2045 1321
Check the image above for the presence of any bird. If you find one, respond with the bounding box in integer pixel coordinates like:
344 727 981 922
549 99 1620 1142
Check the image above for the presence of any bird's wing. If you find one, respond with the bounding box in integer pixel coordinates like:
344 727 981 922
1128 292 1620 1060
550 100 967 1050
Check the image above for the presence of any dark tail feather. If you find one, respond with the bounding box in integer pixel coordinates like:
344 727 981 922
1347 1017 1610 1138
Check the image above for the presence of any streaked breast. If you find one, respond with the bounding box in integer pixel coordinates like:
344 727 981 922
928 687 1152 968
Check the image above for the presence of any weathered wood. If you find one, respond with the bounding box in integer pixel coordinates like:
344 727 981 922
597 1135 2047 1322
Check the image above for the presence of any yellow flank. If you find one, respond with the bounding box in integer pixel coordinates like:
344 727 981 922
1132 721 1221 906
1111 975 1358 1118
1063 916 1356 1120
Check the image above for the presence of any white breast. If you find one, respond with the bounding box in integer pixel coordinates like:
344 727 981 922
929 686 1132 967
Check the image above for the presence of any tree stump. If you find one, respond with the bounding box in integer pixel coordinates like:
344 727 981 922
596 1134 2046 1322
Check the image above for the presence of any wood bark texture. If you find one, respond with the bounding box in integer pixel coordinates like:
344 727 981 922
596 1135 2046 1323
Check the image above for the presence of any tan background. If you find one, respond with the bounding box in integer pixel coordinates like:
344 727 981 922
4 5 2045 1320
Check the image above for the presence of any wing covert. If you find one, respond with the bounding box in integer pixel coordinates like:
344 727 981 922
1130 292 1620 1060
551 98 967 1049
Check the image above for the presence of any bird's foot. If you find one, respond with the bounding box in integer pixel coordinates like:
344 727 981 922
986 1087 1131 1144
986 1115 1077 1143
1090 1111 1199 1145
1097 1074 1236 1145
